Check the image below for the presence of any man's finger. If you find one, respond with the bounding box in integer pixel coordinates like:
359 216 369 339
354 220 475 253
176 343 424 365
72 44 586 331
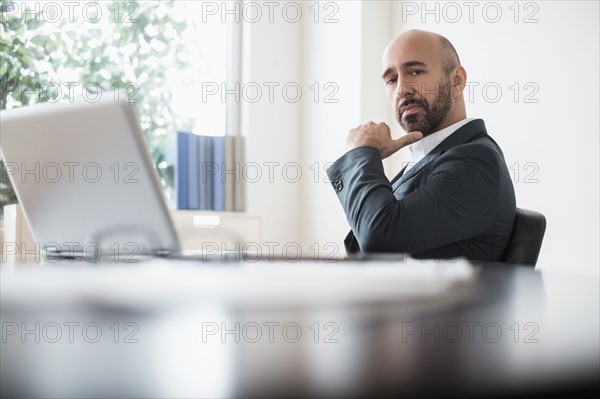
380 131 423 159
392 131 423 151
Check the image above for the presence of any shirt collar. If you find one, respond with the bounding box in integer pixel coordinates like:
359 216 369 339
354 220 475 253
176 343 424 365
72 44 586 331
410 117 474 157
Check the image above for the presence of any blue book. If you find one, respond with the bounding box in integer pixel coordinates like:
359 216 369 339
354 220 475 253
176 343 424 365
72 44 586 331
212 136 225 211
188 133 200 210
198 135 214 210
175 131 189 209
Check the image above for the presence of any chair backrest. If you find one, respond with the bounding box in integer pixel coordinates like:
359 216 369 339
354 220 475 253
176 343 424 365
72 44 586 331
501 208 547 266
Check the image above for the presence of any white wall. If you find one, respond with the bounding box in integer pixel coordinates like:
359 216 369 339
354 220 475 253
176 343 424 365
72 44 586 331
241 4 304 251
244 1 599 269
298 1 363 259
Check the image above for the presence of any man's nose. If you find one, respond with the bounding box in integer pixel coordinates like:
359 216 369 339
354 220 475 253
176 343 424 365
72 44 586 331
396 81 416 103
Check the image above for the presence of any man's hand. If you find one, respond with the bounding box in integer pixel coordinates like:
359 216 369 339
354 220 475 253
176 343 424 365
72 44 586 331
346 122 423 159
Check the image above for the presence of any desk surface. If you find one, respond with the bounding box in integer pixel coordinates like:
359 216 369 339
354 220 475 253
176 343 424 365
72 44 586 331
1 256 598 398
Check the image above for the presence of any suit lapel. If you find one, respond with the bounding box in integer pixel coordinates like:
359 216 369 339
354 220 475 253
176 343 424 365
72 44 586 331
390 164 407 186
393 151 440 191
392 119 488 193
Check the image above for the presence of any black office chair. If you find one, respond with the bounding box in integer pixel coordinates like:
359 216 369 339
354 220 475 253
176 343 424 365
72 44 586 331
501 208 547 266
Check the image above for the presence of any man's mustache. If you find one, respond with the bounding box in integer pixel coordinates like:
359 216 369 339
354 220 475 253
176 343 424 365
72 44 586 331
397 99 429 118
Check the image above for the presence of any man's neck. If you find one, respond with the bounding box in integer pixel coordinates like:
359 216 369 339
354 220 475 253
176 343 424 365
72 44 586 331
431 113 467 135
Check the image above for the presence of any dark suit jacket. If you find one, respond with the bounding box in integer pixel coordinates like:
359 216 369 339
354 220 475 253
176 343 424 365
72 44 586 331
326 119 516 262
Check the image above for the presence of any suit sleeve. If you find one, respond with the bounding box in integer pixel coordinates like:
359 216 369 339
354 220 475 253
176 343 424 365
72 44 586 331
326 146 501 253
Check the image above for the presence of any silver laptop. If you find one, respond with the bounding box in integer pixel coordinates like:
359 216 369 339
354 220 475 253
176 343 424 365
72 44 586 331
0 95 181 259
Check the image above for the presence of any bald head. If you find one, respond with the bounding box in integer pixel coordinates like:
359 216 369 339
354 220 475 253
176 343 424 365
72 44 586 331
437 34 461 75
383 30 460 77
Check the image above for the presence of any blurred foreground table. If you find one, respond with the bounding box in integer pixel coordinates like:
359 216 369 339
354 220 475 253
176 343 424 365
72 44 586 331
1 255 598 398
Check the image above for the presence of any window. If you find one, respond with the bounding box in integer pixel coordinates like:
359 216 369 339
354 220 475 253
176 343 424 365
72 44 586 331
0 0 240 213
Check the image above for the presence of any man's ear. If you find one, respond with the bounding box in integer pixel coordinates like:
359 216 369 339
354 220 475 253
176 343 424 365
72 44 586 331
453 66 467 89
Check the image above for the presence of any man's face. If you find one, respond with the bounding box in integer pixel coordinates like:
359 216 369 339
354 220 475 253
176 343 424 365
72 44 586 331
382 35 453 135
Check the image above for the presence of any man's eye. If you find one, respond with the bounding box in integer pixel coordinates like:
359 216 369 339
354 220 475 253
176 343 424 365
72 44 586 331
386 78 397 85
410 70 424 76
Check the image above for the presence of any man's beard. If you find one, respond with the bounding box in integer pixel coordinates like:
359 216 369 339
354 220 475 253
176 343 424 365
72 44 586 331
396 80 452 136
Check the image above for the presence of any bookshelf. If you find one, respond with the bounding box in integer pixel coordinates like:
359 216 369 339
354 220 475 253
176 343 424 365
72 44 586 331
0 204 261 257
170 210 261 252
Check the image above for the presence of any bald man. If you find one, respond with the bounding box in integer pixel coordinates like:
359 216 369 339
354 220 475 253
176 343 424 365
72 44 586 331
326 30 516 262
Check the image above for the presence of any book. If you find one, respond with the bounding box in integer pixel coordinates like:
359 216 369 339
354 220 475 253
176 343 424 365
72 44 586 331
233 136 246 211
175 131 189 210
198 135 214 210
212 136 225 211
224 136 235 211
188 133 199 210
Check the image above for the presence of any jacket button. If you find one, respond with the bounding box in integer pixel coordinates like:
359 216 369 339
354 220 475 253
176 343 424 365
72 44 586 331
334 179 343 191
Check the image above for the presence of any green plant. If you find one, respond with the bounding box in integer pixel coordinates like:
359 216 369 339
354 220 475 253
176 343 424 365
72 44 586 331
0 0 192 217
0 1 50 212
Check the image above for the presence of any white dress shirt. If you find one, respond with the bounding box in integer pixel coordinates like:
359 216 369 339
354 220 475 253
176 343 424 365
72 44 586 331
404 117 475 173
